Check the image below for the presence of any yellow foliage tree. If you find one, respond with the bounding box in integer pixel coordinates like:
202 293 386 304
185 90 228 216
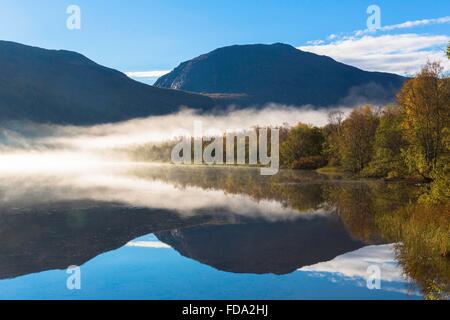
397 62 450 179
340 105 379 172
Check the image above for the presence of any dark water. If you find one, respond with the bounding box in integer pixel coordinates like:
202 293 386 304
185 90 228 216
0 164 443 299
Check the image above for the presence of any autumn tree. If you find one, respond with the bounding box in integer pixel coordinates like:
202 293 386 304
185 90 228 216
364 105 408 178
397 62 450 179
339 105 379 172
323 111 345 166
280 123 326 169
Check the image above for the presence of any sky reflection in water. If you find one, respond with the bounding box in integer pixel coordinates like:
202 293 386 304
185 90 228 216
0 234 421 300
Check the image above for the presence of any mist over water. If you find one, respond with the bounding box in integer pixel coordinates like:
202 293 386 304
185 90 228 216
0 105 347 219
1 105 350 150
0 105 351 176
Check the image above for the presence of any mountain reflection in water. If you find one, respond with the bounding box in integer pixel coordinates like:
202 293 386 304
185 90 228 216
0 164 447 299
155 218 364 275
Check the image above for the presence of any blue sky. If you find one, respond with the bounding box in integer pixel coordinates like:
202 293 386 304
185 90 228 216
0 0 449 80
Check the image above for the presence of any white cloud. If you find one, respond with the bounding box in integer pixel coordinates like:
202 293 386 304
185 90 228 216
300 16 450 75
125 70 170 79
299 33 450 75
126 241 171 249
354 16 450 37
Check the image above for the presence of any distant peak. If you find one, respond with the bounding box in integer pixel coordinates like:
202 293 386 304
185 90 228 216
271 42 295 48
212 42 296 52
155 41 406 107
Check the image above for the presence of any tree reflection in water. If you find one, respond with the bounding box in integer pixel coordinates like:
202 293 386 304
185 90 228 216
0 165 448 299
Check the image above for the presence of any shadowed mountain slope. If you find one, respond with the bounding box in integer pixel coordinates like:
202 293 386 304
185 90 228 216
155 43 406 107
0 41 214 125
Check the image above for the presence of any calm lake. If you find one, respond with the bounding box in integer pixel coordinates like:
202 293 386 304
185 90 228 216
0 164 444 299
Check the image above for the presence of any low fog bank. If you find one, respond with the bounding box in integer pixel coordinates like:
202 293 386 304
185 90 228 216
0 105 352 152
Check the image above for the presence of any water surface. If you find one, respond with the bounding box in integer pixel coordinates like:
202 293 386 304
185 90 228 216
0 165 442 299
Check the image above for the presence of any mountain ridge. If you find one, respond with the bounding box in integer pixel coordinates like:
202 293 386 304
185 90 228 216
0 40 215 125
155 43 406 107
0 41 407 125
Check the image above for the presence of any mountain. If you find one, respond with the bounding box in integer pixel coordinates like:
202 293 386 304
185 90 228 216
0 41 407 126
155 43 406 107
0 41 214 125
